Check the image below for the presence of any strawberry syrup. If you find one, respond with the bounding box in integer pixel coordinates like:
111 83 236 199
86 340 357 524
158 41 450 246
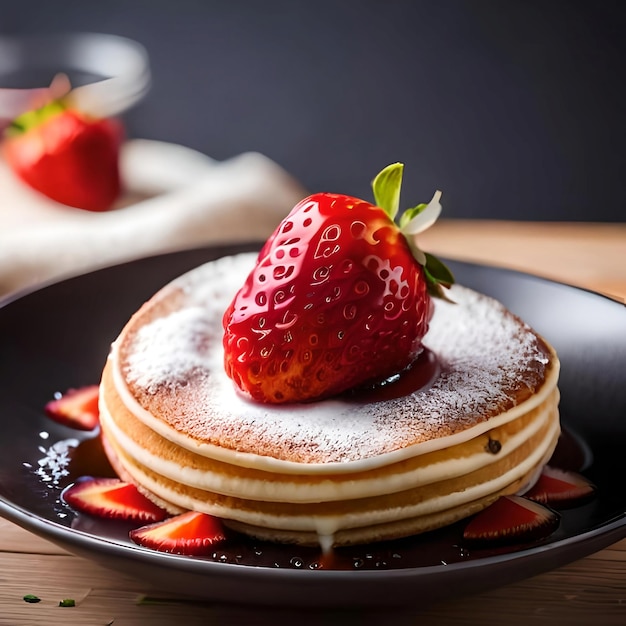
342 348 440 403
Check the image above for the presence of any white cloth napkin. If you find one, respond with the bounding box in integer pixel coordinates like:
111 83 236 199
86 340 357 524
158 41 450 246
0 140 307 297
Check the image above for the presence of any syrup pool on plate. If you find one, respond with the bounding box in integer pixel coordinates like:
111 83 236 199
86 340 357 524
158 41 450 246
25 418 595 572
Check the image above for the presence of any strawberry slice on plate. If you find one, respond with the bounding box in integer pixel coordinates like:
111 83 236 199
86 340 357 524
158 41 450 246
44 385 100 431
62 477 168 522
463 495 560 545
524 466 596 508
129 511 227 555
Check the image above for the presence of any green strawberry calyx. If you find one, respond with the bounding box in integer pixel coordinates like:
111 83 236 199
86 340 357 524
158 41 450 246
372 162 454 298
4 74 76 139
4 99 68 138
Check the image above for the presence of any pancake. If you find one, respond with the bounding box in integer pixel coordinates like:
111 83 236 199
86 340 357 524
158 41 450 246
99 252 560 547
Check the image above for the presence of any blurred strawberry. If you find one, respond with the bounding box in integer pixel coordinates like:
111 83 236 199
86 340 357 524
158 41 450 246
2 98 123 211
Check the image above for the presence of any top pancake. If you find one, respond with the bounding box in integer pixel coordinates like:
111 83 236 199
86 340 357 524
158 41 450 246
113 252 557 466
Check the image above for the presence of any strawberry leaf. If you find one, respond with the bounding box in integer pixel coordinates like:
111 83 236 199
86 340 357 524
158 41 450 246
424 253 455 289
399 202 427 229
400 190 442 235
372 162 404 220
372 164 454 298
5 99 67 137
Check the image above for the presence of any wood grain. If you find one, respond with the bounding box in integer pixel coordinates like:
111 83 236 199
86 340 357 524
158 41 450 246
420 220 626 301
1 221 625 625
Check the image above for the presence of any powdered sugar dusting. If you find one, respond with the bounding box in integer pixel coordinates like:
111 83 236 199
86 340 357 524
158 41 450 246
124 307 213 393
118 253 556 463
415 290 550 433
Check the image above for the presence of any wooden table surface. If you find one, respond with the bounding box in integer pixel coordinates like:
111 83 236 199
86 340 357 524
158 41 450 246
1 220 625 625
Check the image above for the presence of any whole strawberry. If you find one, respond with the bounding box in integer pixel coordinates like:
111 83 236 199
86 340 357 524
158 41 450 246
223 163 453 404
2 99 123 212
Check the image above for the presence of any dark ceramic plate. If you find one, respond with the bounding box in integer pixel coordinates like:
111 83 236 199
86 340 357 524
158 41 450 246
0 243 625 608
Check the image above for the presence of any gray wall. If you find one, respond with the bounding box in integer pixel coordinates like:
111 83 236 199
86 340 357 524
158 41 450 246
1 0 624 221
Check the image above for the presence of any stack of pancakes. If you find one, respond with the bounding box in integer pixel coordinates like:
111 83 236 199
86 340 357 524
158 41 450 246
99 253 560 547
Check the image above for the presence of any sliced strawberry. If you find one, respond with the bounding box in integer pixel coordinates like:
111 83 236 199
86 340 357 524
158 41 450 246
44 385 100 431
62 477 168 522
524 466 596 508
129 511 227 555
463 495 560 545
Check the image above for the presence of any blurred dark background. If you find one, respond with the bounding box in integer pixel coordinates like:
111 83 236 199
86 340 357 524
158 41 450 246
1 0 625 221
